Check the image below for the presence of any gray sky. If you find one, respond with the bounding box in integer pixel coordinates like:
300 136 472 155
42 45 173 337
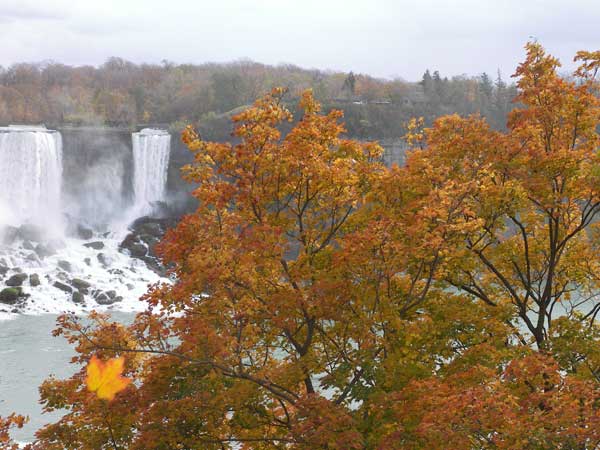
0 0 599 81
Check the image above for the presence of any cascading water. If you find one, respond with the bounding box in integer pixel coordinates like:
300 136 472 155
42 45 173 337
0 125 63 231
131 128 171 216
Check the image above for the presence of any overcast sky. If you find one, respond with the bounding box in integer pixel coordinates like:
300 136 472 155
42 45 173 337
0 0 599 81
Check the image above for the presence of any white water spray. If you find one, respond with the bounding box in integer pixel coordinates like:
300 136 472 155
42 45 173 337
131 128 171 216
0 125 63 231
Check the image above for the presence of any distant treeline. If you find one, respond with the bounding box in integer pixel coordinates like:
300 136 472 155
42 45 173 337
0 58 517 139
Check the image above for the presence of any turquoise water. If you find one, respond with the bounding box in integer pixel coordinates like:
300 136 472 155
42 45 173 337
0 313 135 443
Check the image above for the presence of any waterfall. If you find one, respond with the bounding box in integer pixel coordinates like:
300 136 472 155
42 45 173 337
0 125 63 230
131 128 171 216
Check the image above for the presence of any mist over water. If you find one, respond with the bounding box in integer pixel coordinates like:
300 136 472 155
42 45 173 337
65 153 126 230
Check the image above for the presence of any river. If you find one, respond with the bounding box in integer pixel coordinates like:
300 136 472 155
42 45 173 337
0 312 135 444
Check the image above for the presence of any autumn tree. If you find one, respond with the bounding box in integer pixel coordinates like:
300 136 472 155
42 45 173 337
22 43 600 449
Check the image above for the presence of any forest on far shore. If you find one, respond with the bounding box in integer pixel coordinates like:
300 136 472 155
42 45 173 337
0 58 517 139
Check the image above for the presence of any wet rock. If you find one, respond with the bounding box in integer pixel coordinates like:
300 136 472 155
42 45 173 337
95 292 109 304
53 281 73 293
83 241 104 250
70 278 91 293
77 225 94 240
26 253 41 264
0 266 9 277
84 257 91 266
129 243 148 258
29 273 40 287
5 273 28 287
97 253 113 267
72 291 85 303
55 271 69 281
57 260 72 272
22 240 35 250
35 243 57 259
0 287 23 305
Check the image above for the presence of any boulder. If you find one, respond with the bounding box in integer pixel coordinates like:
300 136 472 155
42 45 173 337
35 243 57 259
0 266 9 277
0 287 23 305
76 225 93 240
72 291 85 303
57 260 72 272
94 292 120 305
29 273 40 287
53 281 73 293
129 243 148 258
97 253 113 267
83 241 104 250
5 273 28 287
70 278 91 293
26 253 41 264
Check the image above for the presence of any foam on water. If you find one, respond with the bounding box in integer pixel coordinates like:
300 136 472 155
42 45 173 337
0 231 166 320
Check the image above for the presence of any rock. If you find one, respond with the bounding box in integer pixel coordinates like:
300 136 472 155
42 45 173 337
83 241 104 250
84 257 91 266
70 278 91 293
0 266 9 277
95 292 113 305
53 281 73 293
138 222 162 237
0 287 22 305
129 243 148 258
29 273 40 287
22 240 35 250
105 290 116 299
26 253 41 264
57 260 72 272
97 253 112 267
144 257 166 277
113 296 123 303
126 283 134 290
5 273 28 287
35 243 57 258
56 271 69 281
72 291 84 303
18 224 44 242
76 225 94 240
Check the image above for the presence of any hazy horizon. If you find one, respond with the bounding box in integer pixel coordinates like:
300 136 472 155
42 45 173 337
1 0 599 81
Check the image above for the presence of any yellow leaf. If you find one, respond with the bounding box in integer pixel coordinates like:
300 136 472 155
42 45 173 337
86 355 131 401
